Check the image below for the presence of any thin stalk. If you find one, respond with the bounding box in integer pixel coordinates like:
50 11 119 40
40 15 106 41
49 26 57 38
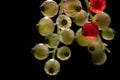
85 0 93 20
103 43 111 53
52 48 57 59
59 0 64 15
52 0 64 59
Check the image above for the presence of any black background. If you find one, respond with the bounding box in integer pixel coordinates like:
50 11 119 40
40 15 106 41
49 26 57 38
7 0 120 80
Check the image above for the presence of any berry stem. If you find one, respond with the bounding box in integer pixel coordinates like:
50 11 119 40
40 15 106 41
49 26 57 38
52 48 58 59
49 50 54 54
51 0 64 59
59 0 64 15
85 0 93 20
98 34 111 53
103 43 111 53
57 0 64 35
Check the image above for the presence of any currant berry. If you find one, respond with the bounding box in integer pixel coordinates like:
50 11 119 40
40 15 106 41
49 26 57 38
44 59 60 76
40 0 58 17
63 0 82 17
31 43 49 60
57 46 71 61
89 0 106 13
81 22 99 40
37 17 55 36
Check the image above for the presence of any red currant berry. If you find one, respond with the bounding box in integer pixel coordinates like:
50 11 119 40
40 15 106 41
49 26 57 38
89 0 106 13
82 22 99 40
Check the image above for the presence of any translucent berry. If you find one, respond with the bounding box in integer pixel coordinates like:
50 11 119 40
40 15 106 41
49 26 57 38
56 15 72 30
31 43 49 60
57 46 71 61
40 0 58 17
93 12 111 30
72 9 88 26
101 28 115 40
63 0 82 17
76 28 89 47
37 17 55 36
91 52 107 65
89 0 106 13
60 29 75 45
44 59 60 76
87 38 104 54
45 33 60 48
81 22 99 40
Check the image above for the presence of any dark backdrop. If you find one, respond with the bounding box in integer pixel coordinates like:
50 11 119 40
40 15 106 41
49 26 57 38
8 0 120 80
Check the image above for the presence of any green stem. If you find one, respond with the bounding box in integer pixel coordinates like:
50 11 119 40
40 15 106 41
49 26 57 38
85 0 89 12
97 35 111 53
85 0 93 21
59 0 64 15
52 48 58 59
49 50 54 54
57 0 64 34
104 47 111 53
103 43 111 53
51 0 64 59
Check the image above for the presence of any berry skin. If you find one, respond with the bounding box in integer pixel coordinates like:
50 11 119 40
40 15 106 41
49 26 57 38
89 0 106 13
40 0 58 17
81 22 99 40
37 17 55 36
44 59 60 76
93 12 111 30
31 43 49 60
57 46 71 61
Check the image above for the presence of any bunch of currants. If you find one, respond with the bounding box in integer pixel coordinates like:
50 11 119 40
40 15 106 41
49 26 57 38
31 0 115 76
